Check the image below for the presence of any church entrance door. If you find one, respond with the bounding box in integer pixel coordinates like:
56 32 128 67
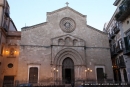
62 57 74 84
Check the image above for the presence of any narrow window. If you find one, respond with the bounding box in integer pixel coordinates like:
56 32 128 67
29 67 38 83
96 68 104 82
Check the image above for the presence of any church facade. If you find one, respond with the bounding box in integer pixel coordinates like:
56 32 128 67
16 6 113 84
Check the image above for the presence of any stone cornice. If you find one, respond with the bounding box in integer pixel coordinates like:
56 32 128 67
47 6 86 18
20 45 110 49
113 0 121 6
0 4 4 7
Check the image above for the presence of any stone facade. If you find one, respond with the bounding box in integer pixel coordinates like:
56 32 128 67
16 6 113 84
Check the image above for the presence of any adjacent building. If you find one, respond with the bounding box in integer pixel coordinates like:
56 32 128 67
0 0 21 87
104 0 130 83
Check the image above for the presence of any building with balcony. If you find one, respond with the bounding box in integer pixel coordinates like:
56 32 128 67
104 0 130 83
0 0 21 87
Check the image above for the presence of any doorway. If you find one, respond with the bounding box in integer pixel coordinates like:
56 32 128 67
29 67 38 83
96 68 104 82
62 58 74 84
3 76 14 87
65 69 71 84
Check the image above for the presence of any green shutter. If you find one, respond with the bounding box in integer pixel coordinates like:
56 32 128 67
124 37 129 51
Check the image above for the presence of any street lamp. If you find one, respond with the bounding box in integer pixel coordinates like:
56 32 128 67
85 68 92 82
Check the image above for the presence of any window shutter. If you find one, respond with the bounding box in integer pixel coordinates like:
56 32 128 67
124 37 128 51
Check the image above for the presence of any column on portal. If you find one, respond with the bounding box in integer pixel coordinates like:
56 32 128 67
57 65 59 80
75 65 78 81
120 69 125 82
78 66 80 80
50 65 53 80
57 65 62 81
59 65 62 81
78 65 83 80
83 66 86 80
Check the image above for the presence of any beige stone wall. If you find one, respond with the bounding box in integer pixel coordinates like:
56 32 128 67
17 46 52 82
0 0 4 5
0 39 20 87
86 48 113 80
0 38 20 79
17 7 113 82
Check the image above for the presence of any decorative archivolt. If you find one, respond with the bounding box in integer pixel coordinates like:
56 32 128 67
53 48 84 65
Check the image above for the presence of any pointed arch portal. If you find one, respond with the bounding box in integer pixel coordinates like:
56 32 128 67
62 57 74 84
53 48 85 83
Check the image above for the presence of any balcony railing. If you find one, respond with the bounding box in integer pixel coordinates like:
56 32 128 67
111 44 117 57
115 56 126 68
108 33 112 41
124 36 130 55
5 8 10 17
119 56 126 68
114 26 120 34
111 30 116 39
115 0 130 21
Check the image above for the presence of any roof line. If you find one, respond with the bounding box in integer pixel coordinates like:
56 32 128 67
47 6 86 18
21 22 47 31
87 25 107 35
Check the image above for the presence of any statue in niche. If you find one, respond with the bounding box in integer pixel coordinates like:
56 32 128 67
10 48 14 56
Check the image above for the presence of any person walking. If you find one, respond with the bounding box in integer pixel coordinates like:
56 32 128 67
71 81 75 87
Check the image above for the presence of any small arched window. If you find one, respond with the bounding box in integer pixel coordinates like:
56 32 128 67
65 37 72 46
73 39 78 46
58 39 64 45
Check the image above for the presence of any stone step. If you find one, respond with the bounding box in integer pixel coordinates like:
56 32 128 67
65 84 72 87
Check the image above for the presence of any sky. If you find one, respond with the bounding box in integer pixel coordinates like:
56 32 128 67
7 0 117 31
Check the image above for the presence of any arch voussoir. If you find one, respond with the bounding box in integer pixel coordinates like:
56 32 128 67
54 48 83 65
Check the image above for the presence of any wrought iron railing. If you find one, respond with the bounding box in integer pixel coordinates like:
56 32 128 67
115 0 130 21
1 80 130 87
